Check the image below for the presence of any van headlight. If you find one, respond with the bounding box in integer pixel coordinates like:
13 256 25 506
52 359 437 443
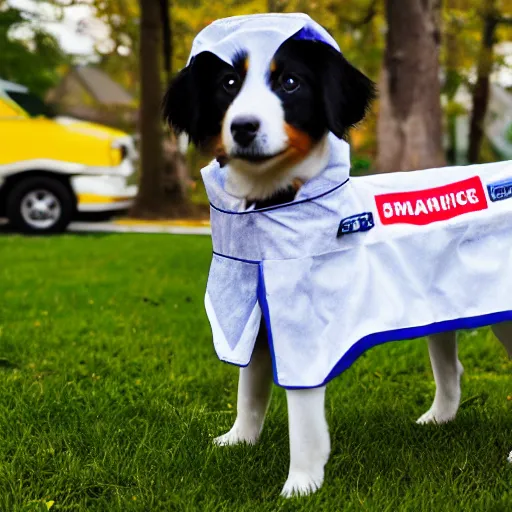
111 136 137 163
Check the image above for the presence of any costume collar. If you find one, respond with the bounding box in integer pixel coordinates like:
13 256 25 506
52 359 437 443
202 133 351 213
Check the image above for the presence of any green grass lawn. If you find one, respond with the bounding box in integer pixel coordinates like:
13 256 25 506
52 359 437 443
1 233 512 511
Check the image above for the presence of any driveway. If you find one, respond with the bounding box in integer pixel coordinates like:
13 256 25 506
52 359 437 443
0 218 211 235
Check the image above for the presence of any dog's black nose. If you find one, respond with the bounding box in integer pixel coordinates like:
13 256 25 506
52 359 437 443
231 116 260 147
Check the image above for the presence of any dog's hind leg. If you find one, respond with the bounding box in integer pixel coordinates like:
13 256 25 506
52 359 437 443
491 322 512 465
417 331 463 425
281 386 330 498
214 329 273 446
491 322 512 357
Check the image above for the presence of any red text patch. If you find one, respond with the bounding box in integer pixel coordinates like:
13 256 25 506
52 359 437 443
375 176 488 226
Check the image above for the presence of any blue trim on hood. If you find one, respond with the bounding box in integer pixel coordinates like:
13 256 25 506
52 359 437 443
292 26 340 51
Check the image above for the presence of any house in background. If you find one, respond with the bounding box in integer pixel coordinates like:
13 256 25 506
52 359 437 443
46 66 137 131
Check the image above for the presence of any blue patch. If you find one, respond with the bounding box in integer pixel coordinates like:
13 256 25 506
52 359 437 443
487 178 512 202
337 212 374 237
292 27 337 50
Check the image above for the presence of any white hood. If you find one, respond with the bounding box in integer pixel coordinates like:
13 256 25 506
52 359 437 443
188 13 340 70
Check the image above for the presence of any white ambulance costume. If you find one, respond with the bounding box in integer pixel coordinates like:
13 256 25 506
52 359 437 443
193 14 512 389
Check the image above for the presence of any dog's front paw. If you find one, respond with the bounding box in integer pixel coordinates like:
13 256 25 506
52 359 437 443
416 405 457 425
213 425 259 446
417 360 463 425
280 471 324 498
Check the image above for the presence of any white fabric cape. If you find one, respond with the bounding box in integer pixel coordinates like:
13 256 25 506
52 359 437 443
192 14 512 388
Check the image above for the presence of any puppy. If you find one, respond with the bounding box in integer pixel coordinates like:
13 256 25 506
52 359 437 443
163 35 512 497
164 37 373 205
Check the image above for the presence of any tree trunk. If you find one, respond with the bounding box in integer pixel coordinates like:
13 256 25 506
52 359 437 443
444 0 462 164
467 0 498 164
376 0 445 173
132 0 166 217
158 0 191 211
160 0 172 87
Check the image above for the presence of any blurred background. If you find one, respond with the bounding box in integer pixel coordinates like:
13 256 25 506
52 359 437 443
0 0 511 232
1 4 512 508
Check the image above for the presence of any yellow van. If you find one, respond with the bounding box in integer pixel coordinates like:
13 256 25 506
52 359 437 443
0 79 137 233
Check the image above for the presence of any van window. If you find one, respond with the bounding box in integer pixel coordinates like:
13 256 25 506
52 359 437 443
5 91 55 118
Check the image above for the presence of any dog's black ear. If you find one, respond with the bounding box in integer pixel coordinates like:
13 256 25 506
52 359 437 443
318 45 375 139
163 52 236 150
162 62 199 142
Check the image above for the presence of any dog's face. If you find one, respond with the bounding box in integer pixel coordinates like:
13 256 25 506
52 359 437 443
163 37 374 181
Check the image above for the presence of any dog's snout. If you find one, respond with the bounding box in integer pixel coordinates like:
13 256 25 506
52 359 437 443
231 116 260 147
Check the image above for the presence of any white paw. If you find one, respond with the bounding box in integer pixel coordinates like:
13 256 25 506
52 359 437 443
417 362 462 425
213 427 259 446
507 451 512 463
416 405 457 425
280 471 324 498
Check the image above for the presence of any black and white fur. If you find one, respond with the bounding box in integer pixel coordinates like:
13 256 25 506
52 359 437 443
163 37 512 497
164 39 373 204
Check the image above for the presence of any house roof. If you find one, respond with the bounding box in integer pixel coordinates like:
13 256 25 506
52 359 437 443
73 66 134 106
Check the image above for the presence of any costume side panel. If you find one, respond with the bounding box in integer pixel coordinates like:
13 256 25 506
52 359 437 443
205 254 262 366
261 197 512 387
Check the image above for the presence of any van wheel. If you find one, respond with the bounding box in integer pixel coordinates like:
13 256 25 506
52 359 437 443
6 177 75 234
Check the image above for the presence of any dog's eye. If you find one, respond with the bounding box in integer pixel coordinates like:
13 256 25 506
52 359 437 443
281 74 300 93
222 74 240 95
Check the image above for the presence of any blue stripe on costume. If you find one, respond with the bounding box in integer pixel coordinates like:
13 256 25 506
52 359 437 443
209 178 349 215
250 271 512 388
318 310 512 389
212 251 260 264
257 264 280 386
